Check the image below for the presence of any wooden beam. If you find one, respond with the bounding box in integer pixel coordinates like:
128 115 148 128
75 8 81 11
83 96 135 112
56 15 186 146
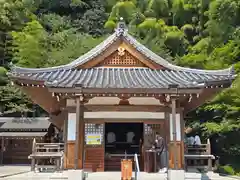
66 105 184 113
85 119 165 124
48 87 203 95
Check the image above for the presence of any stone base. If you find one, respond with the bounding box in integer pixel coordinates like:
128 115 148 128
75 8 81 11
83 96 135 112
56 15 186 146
167 169 185 180
67 169 85 180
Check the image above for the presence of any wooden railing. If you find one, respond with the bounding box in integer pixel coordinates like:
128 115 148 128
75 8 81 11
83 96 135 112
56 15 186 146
28 139 64 172
184 139 215 171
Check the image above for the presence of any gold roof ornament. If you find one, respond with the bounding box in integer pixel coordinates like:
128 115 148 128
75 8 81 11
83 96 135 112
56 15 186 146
118 46 125 56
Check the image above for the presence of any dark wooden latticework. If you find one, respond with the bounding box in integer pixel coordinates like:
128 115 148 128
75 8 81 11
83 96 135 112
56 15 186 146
144 123 166 149
84 123 104 172
98 51 146 67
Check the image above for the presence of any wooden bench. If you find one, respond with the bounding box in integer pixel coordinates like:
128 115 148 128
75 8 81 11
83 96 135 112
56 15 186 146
185 139 215 172
28 139 64 172
185 154 215 171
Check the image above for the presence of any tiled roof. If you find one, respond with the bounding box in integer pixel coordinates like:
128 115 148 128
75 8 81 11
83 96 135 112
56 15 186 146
11 67 234 89
0 132 47 137
0 117 50 130
9 21 235 77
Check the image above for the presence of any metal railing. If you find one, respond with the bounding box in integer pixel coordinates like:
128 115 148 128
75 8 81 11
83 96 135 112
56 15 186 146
134 153 140 180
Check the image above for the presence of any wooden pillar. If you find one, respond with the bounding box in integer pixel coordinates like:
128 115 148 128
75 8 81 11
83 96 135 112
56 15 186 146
168 96 184 170
74 95 85 169
79 100 85 169
180 111 185 169
74 96 80 169
171 97 178 169
206 139 212 171
63 111 68 169
1 137 4 165
31 138 36 171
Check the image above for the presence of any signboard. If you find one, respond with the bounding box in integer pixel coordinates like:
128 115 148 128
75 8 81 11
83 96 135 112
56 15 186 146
86 134 102 145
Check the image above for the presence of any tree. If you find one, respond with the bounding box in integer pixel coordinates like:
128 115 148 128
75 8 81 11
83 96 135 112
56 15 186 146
11 20 48 68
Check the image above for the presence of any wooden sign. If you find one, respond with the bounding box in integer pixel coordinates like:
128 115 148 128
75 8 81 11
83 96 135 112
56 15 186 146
121 159 132 180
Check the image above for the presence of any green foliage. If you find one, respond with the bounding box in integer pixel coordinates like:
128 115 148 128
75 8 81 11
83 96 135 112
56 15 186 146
40 14 72 33
76 0 108 37
47 31 106 66
206 0 240 44
11 20 48 68
137 35 172 60
108 0 137 23
164 30 187 56
146 0 169 18
0 84 32 114
0 67 8 85
104 20 116 30
217 165 235 175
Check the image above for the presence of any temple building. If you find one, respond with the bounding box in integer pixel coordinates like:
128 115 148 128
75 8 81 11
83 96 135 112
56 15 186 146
8 20 235 172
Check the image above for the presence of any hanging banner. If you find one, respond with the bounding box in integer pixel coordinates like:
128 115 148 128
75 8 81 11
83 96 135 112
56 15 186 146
86 133 102 145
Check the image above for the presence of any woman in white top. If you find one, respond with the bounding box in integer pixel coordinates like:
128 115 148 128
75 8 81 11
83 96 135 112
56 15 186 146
194 134 201 145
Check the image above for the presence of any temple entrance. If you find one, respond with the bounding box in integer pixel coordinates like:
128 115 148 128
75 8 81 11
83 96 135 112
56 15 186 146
104 122 144 171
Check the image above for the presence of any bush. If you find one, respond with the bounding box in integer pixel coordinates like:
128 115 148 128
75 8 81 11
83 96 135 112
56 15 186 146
217 165 235 175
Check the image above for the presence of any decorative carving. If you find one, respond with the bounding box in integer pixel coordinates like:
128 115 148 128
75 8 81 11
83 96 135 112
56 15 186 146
155 95 171 105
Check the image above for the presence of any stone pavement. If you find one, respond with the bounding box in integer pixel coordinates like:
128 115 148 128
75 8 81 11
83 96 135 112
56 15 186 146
0 165 30 178
0 166 238 180
1 171 239 180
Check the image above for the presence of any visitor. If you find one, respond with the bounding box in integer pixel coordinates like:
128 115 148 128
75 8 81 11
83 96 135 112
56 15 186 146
154 133 167 173
194 133 201 146
188 136 195 145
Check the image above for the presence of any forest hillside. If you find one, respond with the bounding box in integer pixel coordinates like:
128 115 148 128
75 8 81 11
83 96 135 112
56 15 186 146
0 0 240 175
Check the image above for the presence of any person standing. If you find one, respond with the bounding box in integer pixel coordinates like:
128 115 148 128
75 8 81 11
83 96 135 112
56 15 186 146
154 133 167 173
